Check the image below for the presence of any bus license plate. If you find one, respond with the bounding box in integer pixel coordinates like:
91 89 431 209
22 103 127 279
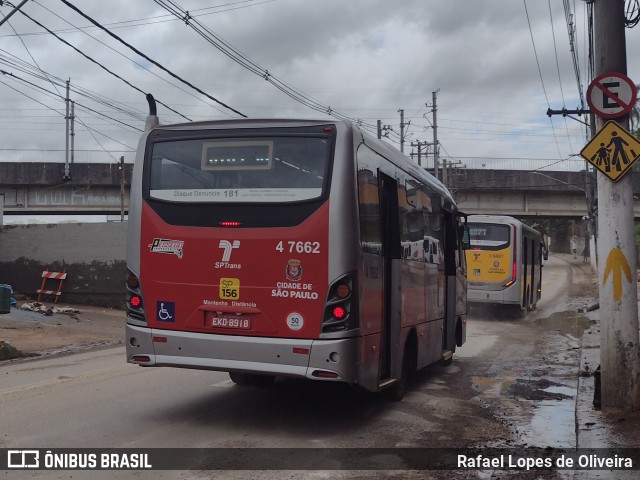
210 315 251 330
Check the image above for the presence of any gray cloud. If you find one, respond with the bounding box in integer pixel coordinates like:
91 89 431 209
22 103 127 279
0 0 638 162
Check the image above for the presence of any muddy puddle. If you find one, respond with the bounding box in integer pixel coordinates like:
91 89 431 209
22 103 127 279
467 305 597 449
531 310 594 339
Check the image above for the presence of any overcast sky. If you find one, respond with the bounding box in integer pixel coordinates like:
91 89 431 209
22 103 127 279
1 0 640 167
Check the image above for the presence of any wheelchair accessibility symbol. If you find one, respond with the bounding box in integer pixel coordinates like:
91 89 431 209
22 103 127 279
156 301 175 322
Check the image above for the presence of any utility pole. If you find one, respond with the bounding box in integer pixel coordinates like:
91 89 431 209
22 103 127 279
593 0 640 410
119 156 125 222
64 79 71 180
410 140 430 167
433 91 439 180
70 100 75 165
399 109 410 153
377 120 391 140
427 91 440 180
442 159 448 186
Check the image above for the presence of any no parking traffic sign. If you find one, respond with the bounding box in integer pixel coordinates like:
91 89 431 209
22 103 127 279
587 72 637 118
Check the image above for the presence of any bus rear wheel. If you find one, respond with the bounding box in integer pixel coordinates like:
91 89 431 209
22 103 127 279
229 372 276 386
389 340 416 401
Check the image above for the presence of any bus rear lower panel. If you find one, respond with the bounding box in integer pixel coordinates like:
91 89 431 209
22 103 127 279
126 322 361 384
467 285 521 306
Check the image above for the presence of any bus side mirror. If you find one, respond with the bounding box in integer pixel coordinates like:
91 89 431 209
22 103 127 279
460 225 471 250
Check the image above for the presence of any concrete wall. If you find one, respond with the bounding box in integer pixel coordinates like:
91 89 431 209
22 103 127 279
0 222 127 307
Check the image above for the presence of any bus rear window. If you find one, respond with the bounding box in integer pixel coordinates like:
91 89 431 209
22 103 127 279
148 135 330 203
469 223 511 248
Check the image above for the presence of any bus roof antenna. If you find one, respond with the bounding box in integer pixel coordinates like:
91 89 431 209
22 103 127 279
145 93 159 131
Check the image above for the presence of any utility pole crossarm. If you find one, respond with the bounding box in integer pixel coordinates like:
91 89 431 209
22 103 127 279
0 0 30 28
546 107 591 117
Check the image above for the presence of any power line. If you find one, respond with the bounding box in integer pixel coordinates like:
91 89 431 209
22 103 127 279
0 0 278 38
58 0 246 118
523 0 565 161
547 0 574 154
31 0 232 118
15 7 193 121
0 68 143 131
151 0 383 138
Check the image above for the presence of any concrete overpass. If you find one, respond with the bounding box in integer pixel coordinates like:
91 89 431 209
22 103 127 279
1 161 640 219
0 162 132 217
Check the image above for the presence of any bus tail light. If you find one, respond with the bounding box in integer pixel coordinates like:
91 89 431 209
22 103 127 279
219 220 242 227
126 270 146 323
503 226 517 288
332 305 346 319
312 370 339 378
322 273 358 333
130 294 142 308
131 355 151 363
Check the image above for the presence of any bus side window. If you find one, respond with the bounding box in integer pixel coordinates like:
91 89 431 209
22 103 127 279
398 178 424 262
356 146 382 255
422 187 443 264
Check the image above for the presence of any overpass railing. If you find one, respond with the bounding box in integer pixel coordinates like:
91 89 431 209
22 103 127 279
436 156 589 172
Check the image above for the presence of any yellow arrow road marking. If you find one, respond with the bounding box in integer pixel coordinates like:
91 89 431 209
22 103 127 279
603 247 633 301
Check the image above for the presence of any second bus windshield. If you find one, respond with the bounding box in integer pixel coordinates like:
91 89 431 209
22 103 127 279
469 223 511 249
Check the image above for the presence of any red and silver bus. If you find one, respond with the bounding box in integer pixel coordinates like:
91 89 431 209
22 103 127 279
126 99 468 398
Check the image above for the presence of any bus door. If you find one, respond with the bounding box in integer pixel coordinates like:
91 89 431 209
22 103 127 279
522 234 528 309
443 208 460 354
378 172 401 382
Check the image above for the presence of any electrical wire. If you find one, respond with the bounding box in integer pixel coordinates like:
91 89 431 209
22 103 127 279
523 0 565 161
548 0 574 153
32 0 233 118
0 51 146 121
0 0 277 38
15 8 193 121
0 69 143 132
563 0 585 109
58 0 247 118
626 0 640 28
151 0 383 138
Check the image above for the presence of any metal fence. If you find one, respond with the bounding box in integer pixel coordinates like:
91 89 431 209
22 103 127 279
1 150 591 171
428 156 590 172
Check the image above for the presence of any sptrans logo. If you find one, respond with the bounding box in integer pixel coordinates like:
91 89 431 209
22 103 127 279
216 240 241 269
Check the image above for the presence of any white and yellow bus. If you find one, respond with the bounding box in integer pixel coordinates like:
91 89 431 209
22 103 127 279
465 215 543 312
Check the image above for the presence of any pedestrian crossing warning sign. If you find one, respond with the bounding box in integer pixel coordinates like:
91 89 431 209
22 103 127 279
580 120 640 182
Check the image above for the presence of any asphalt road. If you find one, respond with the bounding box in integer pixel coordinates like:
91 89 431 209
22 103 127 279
0 256 614 480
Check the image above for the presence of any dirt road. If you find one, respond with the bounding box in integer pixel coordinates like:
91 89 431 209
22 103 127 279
0 302 123 358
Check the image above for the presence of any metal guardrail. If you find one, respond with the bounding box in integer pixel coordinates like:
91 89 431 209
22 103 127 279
436 156 590 172
0 150 594 172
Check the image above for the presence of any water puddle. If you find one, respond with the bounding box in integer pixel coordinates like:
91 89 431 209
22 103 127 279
523 400 577 448
506 378 573 401
532 311 593 338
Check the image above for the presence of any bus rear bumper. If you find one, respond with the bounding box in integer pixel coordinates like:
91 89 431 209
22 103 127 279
467 288 519 305
126 323 359 383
